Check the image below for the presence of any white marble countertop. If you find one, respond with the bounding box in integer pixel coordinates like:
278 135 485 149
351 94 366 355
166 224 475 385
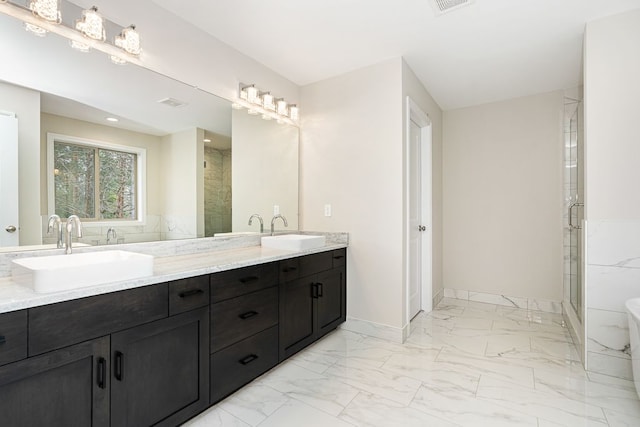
0 242 347 314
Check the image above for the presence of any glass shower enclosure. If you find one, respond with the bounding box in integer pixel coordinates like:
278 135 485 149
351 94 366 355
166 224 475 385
564 98 584 321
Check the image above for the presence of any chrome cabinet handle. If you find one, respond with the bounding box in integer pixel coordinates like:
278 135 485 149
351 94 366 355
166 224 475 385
568 202 584 230
5 225 16 233
418 225 426 232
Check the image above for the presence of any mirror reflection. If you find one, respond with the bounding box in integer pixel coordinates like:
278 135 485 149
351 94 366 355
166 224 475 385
0 8 298 250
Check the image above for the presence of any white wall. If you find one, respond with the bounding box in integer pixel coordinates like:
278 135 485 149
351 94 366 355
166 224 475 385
0 82 41 245
583 8 640 380
83 0 299 105
300 58 403 331
232 110 299 233
161 128 202 240
443 91 564 305
301 58 443 339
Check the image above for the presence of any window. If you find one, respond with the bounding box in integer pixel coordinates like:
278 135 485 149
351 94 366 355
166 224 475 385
47 134 146 224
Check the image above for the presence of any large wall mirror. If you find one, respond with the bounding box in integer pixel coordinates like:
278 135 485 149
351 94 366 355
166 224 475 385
0 4 298 250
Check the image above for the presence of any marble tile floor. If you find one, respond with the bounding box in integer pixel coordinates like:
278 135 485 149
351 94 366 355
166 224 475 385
184 298 640 427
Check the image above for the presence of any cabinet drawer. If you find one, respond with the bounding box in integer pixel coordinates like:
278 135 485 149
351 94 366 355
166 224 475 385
279 257 300 283
0 310 27 367
211 286 278 353
29 284 168 356
210 263 278 303
169 275 210 316
332 248 346 268
210 326 278 404
299 251 333 277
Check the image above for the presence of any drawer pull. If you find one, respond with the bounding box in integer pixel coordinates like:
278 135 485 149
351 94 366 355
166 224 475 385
238 310 259 320
97 357 106 389
239 276 259 284
114 351 124 381
179 289 204 298
311 283 318 299
282 267 297 273
239 354 259 365
317 283 324 297
333 255 345 260
0 335 6 345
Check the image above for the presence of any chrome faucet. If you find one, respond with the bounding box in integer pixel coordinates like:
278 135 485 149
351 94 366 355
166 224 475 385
270 214 288 236
65 215 83 254
106 227 117 245
248 214 264 233
47 214 63 249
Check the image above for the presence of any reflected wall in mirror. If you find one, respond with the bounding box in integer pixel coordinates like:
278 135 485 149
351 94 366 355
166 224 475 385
0 5 299 250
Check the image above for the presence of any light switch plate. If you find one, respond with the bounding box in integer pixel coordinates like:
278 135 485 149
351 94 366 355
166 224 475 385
324 204 332 217
273 205 280 215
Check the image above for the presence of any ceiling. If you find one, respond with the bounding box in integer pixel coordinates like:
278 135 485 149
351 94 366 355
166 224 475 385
148 0 640 110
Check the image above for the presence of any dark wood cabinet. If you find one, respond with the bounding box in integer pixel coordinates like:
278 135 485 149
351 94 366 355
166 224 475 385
0 336 110 427
0 310 27 366
279 249 347 360
111 307 209 427
209 265 280 404
0 247 346 425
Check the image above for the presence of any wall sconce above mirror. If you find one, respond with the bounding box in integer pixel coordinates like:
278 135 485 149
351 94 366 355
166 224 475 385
0 0 142 65
233 83 299 125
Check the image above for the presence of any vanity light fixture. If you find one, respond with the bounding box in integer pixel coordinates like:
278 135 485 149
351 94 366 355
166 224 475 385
25 0 61 36
234 83 299 125
29 0 61 23
76 6 105 42
288 105 299 121
261 92 275 111
0 0 142 66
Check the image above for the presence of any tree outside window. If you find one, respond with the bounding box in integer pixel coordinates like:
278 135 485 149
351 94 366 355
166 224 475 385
53 141 137 221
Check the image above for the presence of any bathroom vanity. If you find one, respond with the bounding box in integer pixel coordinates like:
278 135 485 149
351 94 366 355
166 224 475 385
0 241 347 426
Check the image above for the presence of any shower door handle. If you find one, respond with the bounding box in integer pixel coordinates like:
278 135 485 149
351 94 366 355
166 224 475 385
568 202 584 230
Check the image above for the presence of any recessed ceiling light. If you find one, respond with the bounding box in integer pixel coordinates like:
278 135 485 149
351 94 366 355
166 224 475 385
106 117 119 122
203 138 211 142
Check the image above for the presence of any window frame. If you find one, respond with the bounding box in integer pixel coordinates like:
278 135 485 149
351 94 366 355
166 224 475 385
47 133 147 226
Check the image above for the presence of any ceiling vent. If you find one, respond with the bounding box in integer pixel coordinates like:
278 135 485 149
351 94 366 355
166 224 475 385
431 0 474 15
157 97 187 108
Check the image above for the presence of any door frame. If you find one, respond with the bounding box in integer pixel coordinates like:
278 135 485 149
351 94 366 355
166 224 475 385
404 96 432 327
0 112 19 247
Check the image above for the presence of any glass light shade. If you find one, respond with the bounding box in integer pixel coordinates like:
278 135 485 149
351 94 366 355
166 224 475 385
110 55 127 65
25 22 47 36
70 38 91 52
29 0 61 23
245 85 259 104
76 6 105 41
288 105 299 121
276 99 288 116
115 25 141 56
262 93 275 111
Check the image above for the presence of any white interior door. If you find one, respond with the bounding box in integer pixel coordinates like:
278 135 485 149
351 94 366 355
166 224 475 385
406 97 432 324
0 113 19 247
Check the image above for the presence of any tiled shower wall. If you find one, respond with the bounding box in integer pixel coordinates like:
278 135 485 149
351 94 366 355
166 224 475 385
204 147 232 236
585 220 640 380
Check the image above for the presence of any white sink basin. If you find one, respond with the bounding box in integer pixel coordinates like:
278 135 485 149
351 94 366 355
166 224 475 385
11 250 154 294
261 234 326 251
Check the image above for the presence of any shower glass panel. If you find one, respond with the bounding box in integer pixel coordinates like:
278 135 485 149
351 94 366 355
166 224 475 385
564 99 583 321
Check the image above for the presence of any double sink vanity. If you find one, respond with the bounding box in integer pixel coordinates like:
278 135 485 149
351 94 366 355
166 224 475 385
0 233 347 426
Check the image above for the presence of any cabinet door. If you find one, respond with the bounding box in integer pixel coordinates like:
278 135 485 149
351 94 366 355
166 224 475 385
111 307 209 427
315 267 346 338
279 277 316 360
0 336 110 427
